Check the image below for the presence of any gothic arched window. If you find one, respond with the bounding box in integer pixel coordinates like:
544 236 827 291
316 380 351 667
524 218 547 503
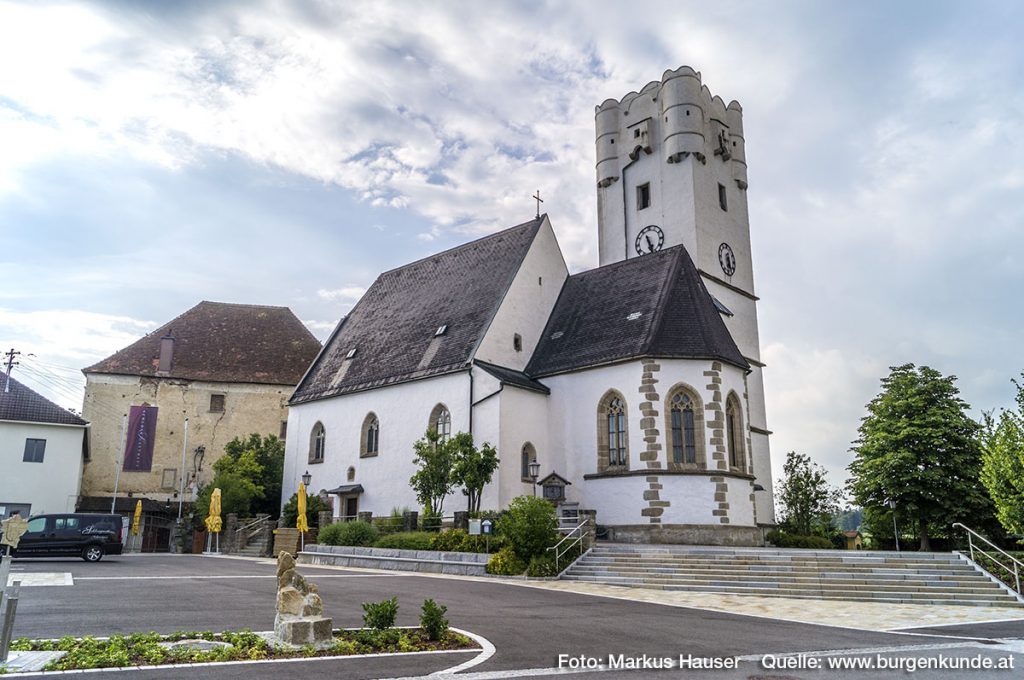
361 413 379 457
309 422 326 464
521 442 537 481
726 393 744 471
665 385 706 468
429 404 452 443
597 391 629 471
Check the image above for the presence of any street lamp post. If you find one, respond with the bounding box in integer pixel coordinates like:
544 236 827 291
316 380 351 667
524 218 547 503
528 461 540 497
302 470 312 487
889 499 900 554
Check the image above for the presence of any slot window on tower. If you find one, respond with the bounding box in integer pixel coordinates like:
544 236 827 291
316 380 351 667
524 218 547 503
718 183 728 211
637 183 651 210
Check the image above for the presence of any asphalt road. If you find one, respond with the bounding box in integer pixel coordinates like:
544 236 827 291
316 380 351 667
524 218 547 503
5 554 1024 679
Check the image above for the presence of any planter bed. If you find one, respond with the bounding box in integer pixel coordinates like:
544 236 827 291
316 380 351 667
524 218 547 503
4 627 478 673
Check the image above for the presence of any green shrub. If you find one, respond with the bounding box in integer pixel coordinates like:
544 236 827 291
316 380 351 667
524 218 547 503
319 521 378 546
430 528 505 553
485 546 526 575
362 597 398 630
526 553 559 577
420 599 449 641
420 508 443 532
372 532 435 550
766 530 833 550
497 496 559 561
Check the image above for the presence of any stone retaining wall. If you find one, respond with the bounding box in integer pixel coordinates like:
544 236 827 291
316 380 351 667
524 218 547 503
298 545 489 576
608 523 764 546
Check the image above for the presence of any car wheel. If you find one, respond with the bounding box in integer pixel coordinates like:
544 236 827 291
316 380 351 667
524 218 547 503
82 545 104 562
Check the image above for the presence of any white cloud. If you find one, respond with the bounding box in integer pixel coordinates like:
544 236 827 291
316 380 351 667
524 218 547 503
316 287 366 302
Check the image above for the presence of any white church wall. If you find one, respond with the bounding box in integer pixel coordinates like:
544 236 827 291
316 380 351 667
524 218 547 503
495 385 552 507
469 368 502 512
475 217 569 371
543 357 758 527
708 284 760 362
282 371 470 517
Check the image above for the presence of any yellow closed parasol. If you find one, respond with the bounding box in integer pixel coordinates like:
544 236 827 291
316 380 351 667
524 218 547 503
205 488 222 533
131 500 142 536
297 482 309 551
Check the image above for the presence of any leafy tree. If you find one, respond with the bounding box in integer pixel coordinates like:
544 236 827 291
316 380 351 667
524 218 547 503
281 492 332 528
774 451 841 536
192 433 285 521
847 364 992 551
409 429 459 516
221 434 285 517
979 375 1024 535
450 433 499 513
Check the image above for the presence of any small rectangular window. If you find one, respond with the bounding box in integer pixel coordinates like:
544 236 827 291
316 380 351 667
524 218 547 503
161 468 177 489
718 183 728 211
279 420 288 440
23 438 46 463
209 394 225 413
636 183 651 210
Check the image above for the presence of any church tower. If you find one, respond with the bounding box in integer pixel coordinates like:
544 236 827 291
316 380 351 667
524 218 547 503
595 66 775 523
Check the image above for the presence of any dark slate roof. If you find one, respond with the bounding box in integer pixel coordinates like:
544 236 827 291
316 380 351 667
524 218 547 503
474 360 550 394
77 496 175 515
84 301 321 386
292 217 544 404
526 245 748 376
0 372 88 426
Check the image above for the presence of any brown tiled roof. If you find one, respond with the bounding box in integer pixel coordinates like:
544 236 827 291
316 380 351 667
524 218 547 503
0 372 88 426
84 301 321 386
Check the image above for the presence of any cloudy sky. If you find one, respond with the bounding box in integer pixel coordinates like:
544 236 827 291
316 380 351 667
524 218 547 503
2 0 1023 489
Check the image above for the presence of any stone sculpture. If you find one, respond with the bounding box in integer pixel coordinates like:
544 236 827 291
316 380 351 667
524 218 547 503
274 552 333 647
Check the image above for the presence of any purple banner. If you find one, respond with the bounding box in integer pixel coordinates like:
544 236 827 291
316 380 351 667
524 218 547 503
123 405 158 472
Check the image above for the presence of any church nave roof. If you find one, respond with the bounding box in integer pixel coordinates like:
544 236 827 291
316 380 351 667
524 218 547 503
526 245 748 376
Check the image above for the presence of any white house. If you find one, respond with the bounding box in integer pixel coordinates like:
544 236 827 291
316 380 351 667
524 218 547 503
0 372 88 518
282 66 776 545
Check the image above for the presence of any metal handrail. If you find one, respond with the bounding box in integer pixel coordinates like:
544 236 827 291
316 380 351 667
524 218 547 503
547 520 591 572
952 522 1022 594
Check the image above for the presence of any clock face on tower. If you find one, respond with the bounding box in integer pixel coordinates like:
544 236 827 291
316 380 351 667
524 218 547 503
635 225 665 255
718 243 736 277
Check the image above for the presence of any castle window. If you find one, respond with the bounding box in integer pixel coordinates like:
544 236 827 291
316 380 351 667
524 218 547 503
726 393 745 471
718 183 728 211
513 333 523 352
597 391 629 471
309 422 326 464
361 413 379 457
429 404 452 443
209 394 225 412
521 442 537 481
637 183 651 210
665 385 706 468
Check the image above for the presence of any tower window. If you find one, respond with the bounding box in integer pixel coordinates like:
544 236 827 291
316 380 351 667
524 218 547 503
637 183 651 210
718 183 728 211
209 394 225 412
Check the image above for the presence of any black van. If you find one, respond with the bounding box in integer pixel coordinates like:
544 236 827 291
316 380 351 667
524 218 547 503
5 513 125 562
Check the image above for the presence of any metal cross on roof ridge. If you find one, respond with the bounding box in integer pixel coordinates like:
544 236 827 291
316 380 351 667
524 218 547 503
532 190 543 218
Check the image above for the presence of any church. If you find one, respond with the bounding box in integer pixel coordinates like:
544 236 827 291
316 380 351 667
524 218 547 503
283 66 776 545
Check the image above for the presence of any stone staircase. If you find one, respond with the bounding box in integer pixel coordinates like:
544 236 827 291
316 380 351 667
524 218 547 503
236 536 271 558
561 545 1024 607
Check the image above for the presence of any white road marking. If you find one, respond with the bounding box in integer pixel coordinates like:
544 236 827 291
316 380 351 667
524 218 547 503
430 627 496 676
74 573 401 581
733 640 996 662
0 648 477 677
886 615 1024 630
6 573 73 587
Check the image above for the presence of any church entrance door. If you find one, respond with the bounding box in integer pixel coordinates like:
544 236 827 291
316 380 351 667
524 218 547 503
345 497 358 521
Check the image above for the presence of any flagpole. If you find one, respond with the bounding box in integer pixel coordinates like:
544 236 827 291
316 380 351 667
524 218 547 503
177 417 189 522
110 413 127 514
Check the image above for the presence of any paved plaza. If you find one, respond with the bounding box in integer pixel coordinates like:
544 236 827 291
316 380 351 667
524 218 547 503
3 553 1024 678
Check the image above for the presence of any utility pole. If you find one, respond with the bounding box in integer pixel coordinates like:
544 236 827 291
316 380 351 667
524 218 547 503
3 348 20 392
